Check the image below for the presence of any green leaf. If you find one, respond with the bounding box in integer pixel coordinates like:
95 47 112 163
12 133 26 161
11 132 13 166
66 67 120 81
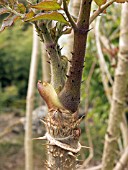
93 0 107 7
17 3 26 14
0 15 19 32
66 0 70 4
24 10 35 20
8 0 17 4
31 1 61 11
25 11 68 24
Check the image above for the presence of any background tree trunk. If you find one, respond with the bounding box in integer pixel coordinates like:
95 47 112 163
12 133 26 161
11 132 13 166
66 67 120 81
25 25 39 170
102 3 128 170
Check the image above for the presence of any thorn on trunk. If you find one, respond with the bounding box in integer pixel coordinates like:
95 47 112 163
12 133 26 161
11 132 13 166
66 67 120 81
68 60 71 63
47 61 51 64
60 47 63 51
86 27 93 32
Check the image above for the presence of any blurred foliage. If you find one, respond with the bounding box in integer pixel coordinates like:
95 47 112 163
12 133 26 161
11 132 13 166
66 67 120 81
0 20 32 112
79 4 121 162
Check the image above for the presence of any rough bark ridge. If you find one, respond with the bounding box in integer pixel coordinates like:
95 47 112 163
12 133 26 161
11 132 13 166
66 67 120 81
46 109 81 170
102 3 128 170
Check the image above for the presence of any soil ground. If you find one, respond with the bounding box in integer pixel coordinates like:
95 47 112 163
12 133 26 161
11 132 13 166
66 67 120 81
0 113 46 170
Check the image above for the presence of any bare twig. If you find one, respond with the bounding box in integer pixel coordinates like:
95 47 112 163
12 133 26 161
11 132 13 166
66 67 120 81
0 118 25 139
114 146 128 170
95 17 112 103
90 0 116 24
80 62 95 169
78 164 102 170
99 34 117 65
85 61 96 113
120 112 128 148
83 122 94 167
62 0 77 29
4 5 24 18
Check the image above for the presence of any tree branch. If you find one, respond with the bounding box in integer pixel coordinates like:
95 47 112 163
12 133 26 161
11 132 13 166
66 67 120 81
89 0 116 24
114 146 128 170
59 0 92 112
95 17 112 103
78 164 102 170
35 22 65 93
0 118 25 139
62 0 77 29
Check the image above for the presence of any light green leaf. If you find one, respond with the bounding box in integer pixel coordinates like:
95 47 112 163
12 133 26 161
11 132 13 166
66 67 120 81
17 3 26 14
25 11 68 24
31 1 61 11
93 0 107 7
24 10 35 20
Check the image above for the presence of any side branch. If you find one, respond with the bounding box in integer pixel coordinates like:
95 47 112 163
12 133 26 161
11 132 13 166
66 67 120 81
89 0 116 24
35 22 65 93
59 0 92 112
62 0 77 29
114 146 128 170
95 17 112 103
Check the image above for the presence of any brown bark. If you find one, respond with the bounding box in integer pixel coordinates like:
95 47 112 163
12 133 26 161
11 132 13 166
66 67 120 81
102 3 128 170
59 0 92 113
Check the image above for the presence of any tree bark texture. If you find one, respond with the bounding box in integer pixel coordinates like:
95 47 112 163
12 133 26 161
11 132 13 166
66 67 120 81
102 3 128 170
41 42 51 82
25 26 39 170
37 81 82 170
59 0 92 112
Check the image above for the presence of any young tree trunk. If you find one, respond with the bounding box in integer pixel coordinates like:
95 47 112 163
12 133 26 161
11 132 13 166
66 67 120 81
102 3 128 170
41 42 51 82
25 26 39 170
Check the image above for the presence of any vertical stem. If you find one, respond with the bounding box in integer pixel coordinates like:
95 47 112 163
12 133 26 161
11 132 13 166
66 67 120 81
59 0 92 112
35 22 64 93
95 17 112 103
25 25 39 170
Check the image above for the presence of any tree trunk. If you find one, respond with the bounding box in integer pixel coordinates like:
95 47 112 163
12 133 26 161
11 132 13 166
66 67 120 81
102 3 128 170
25 25 39 170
